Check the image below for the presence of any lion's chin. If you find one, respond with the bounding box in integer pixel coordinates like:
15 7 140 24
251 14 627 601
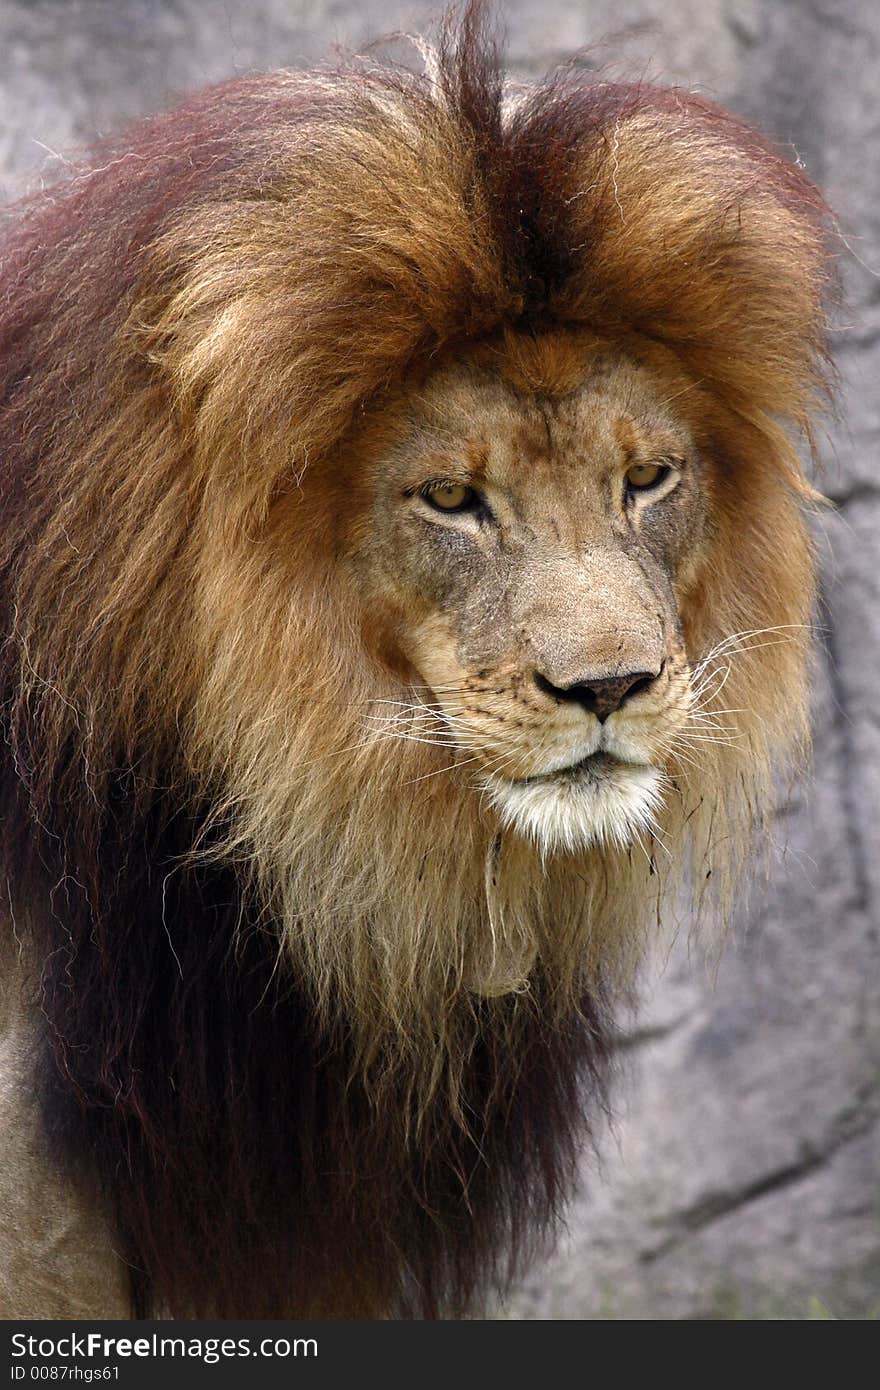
481 754 665 856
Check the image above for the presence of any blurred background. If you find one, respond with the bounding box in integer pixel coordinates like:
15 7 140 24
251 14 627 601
1 0 877 1319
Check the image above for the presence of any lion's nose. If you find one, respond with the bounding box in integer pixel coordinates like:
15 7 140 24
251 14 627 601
534 669 659 723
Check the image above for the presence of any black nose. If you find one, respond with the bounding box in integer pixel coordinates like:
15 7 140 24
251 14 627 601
534 669 659 723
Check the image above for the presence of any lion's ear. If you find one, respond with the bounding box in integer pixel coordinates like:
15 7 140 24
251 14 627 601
550 100 835 439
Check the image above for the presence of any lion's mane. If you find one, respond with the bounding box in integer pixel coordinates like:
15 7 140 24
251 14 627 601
0 4 832 1317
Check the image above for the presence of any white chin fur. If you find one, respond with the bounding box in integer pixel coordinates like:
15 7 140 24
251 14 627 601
482 760 665 856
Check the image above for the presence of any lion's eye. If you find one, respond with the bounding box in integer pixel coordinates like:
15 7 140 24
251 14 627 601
625 462 668 492
423 483 479 512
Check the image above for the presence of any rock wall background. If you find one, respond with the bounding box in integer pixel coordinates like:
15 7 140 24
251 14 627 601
1 0 877 1319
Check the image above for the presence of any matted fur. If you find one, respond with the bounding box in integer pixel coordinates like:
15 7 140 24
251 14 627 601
0 3 833 1317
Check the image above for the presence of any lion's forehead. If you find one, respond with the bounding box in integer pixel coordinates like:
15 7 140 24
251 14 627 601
399 347 696 524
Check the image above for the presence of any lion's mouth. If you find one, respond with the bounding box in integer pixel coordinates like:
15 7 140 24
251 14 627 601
511 751 644 786
482 752 664 853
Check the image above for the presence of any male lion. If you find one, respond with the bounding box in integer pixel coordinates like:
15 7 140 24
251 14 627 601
0 5 832 1318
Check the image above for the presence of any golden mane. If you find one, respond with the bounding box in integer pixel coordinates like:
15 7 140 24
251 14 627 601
0 3 833 1318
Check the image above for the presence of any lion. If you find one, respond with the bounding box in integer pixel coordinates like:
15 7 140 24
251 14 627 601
0 4 832 1318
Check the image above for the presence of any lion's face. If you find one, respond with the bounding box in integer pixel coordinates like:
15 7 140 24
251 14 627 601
345 329 711 855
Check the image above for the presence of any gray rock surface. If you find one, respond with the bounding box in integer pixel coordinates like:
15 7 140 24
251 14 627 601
1 0 877 1320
